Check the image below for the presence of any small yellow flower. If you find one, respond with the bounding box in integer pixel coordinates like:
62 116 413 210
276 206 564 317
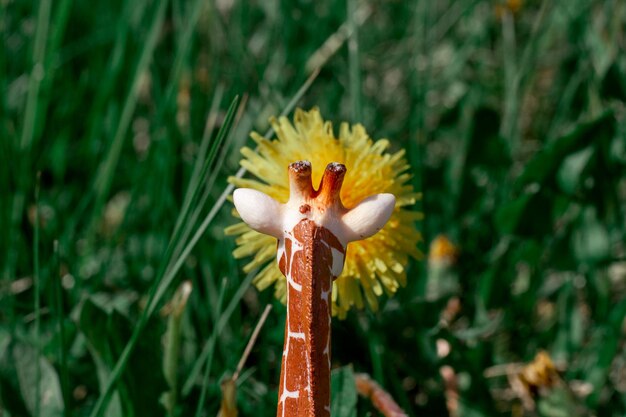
428 235 458 267
226 108 422 318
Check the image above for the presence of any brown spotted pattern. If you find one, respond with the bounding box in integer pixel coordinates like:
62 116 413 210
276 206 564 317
276 219 345 417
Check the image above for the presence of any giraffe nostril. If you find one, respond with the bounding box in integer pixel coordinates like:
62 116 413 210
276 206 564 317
299 204 311 214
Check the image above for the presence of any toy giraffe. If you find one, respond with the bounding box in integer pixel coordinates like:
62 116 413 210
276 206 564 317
233 161 395 417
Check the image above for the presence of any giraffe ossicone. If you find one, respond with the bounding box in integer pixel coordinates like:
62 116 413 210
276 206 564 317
233 161 395 417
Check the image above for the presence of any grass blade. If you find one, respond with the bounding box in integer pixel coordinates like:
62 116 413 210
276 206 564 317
20 0 52 150
34 174 41 417
178 85 225 225
53 240 71 417
347 0 363 122
91 0 169 224
163 281 193 417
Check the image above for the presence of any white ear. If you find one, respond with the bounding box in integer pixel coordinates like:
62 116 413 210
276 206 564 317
233 188 283 238
341 193 395 243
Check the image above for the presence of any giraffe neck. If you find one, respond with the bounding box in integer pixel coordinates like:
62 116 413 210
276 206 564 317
276 219 345 417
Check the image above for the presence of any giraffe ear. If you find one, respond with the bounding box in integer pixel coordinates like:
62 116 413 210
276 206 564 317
233 188 283 238
341 193 395 243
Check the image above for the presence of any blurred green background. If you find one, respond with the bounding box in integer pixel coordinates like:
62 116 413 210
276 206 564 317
1 0 626 416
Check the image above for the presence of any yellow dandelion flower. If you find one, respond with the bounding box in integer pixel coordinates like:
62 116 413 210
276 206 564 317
225 108 422 318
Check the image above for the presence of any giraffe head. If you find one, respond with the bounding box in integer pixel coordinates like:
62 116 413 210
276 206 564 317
233 161 396 277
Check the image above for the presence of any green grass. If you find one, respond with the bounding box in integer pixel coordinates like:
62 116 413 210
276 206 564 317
2 0 626 416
